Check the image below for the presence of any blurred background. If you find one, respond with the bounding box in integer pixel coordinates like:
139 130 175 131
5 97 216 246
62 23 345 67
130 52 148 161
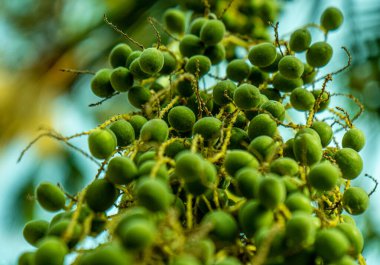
0 0 379 264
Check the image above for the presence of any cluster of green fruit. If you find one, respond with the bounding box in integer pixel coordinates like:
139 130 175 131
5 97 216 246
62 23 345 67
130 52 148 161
19 3 370 265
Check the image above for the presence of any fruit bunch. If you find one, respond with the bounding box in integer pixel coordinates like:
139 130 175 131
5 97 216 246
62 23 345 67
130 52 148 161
18 3 371 265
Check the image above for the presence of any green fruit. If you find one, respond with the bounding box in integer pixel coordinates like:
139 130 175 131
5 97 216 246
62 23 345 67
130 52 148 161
192 117 222 141
110 67 134 92
125 51 141 68
278 56 304 79
293 132 323 165
238 200 273 237
202 210 238 242
204 43 226 65
260 52 282 73
106 156 138 184
170 255 201 265
248 43 277 67
109 43 132 68
308 161 341 191
283 138 296 159
224 150 259 176
85 179 118 212
226 59 250 82
129 115 147 137
164 139 188 158
342 128 365 152
229 127 249 149
129 58 151 79
315 228 349 261
247 66 268 86
312 89 330 112
160 51 177 74
341 214 356 225
48 219 82 248
342 187 369 215
272 73 303 92
185 55 211 77
336 223 364 255
179 34 205 58
190 17 208 36
118 218 156 250
234 168 262 199
23 220 49 246
138 160 169 181
261 100 285 121
168 106 196 132
248 113 277 139
88 128 117 159
258 175 286 209
285 213 316 248
290 87 315 111
248 136 279 162
289 28 312 52
136 150 156 166
334 148 363 180
200 19 225 45
91 69 115 98
164 9 186 34
306 42 333 68
321 7 344 31
233 84 261 110
109 120 135 147
215 257 242 265
18 252 35 265
311 121 333 147
114 207 150 236
128 85 151 108
36 182 66 212
270 157 299 176
176 74 195 97
80 243 132 265
285 193 313 213
140 119 169 143
302 63 317 84
136 177 171 212
213 80 237 106
35 237 68 265
139 48 164 74
329 256 357 265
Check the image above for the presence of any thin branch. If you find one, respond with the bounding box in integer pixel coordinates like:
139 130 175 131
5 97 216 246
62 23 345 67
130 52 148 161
88 92 120 107
148 17 161 48
365 174 378 197
59 68 95 75
218 0 236 19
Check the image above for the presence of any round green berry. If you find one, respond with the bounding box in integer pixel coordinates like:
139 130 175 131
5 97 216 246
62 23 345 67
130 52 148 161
129 115 147 137
226 59 250 82
91 69 115 98
160 51 177 74
315 228 349 261
312 89 330 112
185 55 211 77
204 43 226 65
306 42 333 68
140 118 169 143
125 51 141 68
190 17 208 36
35 237 68 265
109 120 135 147
128 85 151 109
179 34 205 58
234 168 262 199
48 219 82 248
176 74 195 97
290 87 315 111
248 135 279 162
278 55 304 79
202 210 238 242
270 157 299 176
23 220 49 246
289 28 312 52
110 67 134 92
261 100 285 121
168 106 196 132
192 117 222 141
342 128 365 152
88 128 117 159
137 160 169 181
334 148 363 180
247 66 268 86
139 48 164 74
260 52 282 73
329 256 358 265
213 80 237 106
238 200 273 237
79 243 132 265
308 161 341 191
272 73 304 92
36 182 65 212
109 43 132 68
336 223 364 256
135 177 171 212
164 9 186 34
258 175 286 209
342 187 369 215
285 213 316 248
233 84 261 110
311 121 333 147
18 252 35 265
293 132 323 165
200 19 225 45
321 7 344 31
106 156 137 185
224 150 259 177
285 193 313 214
118 218 156 250
248 43 277 67
129 58 151 79
248 113 277 139
85 179 118 212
